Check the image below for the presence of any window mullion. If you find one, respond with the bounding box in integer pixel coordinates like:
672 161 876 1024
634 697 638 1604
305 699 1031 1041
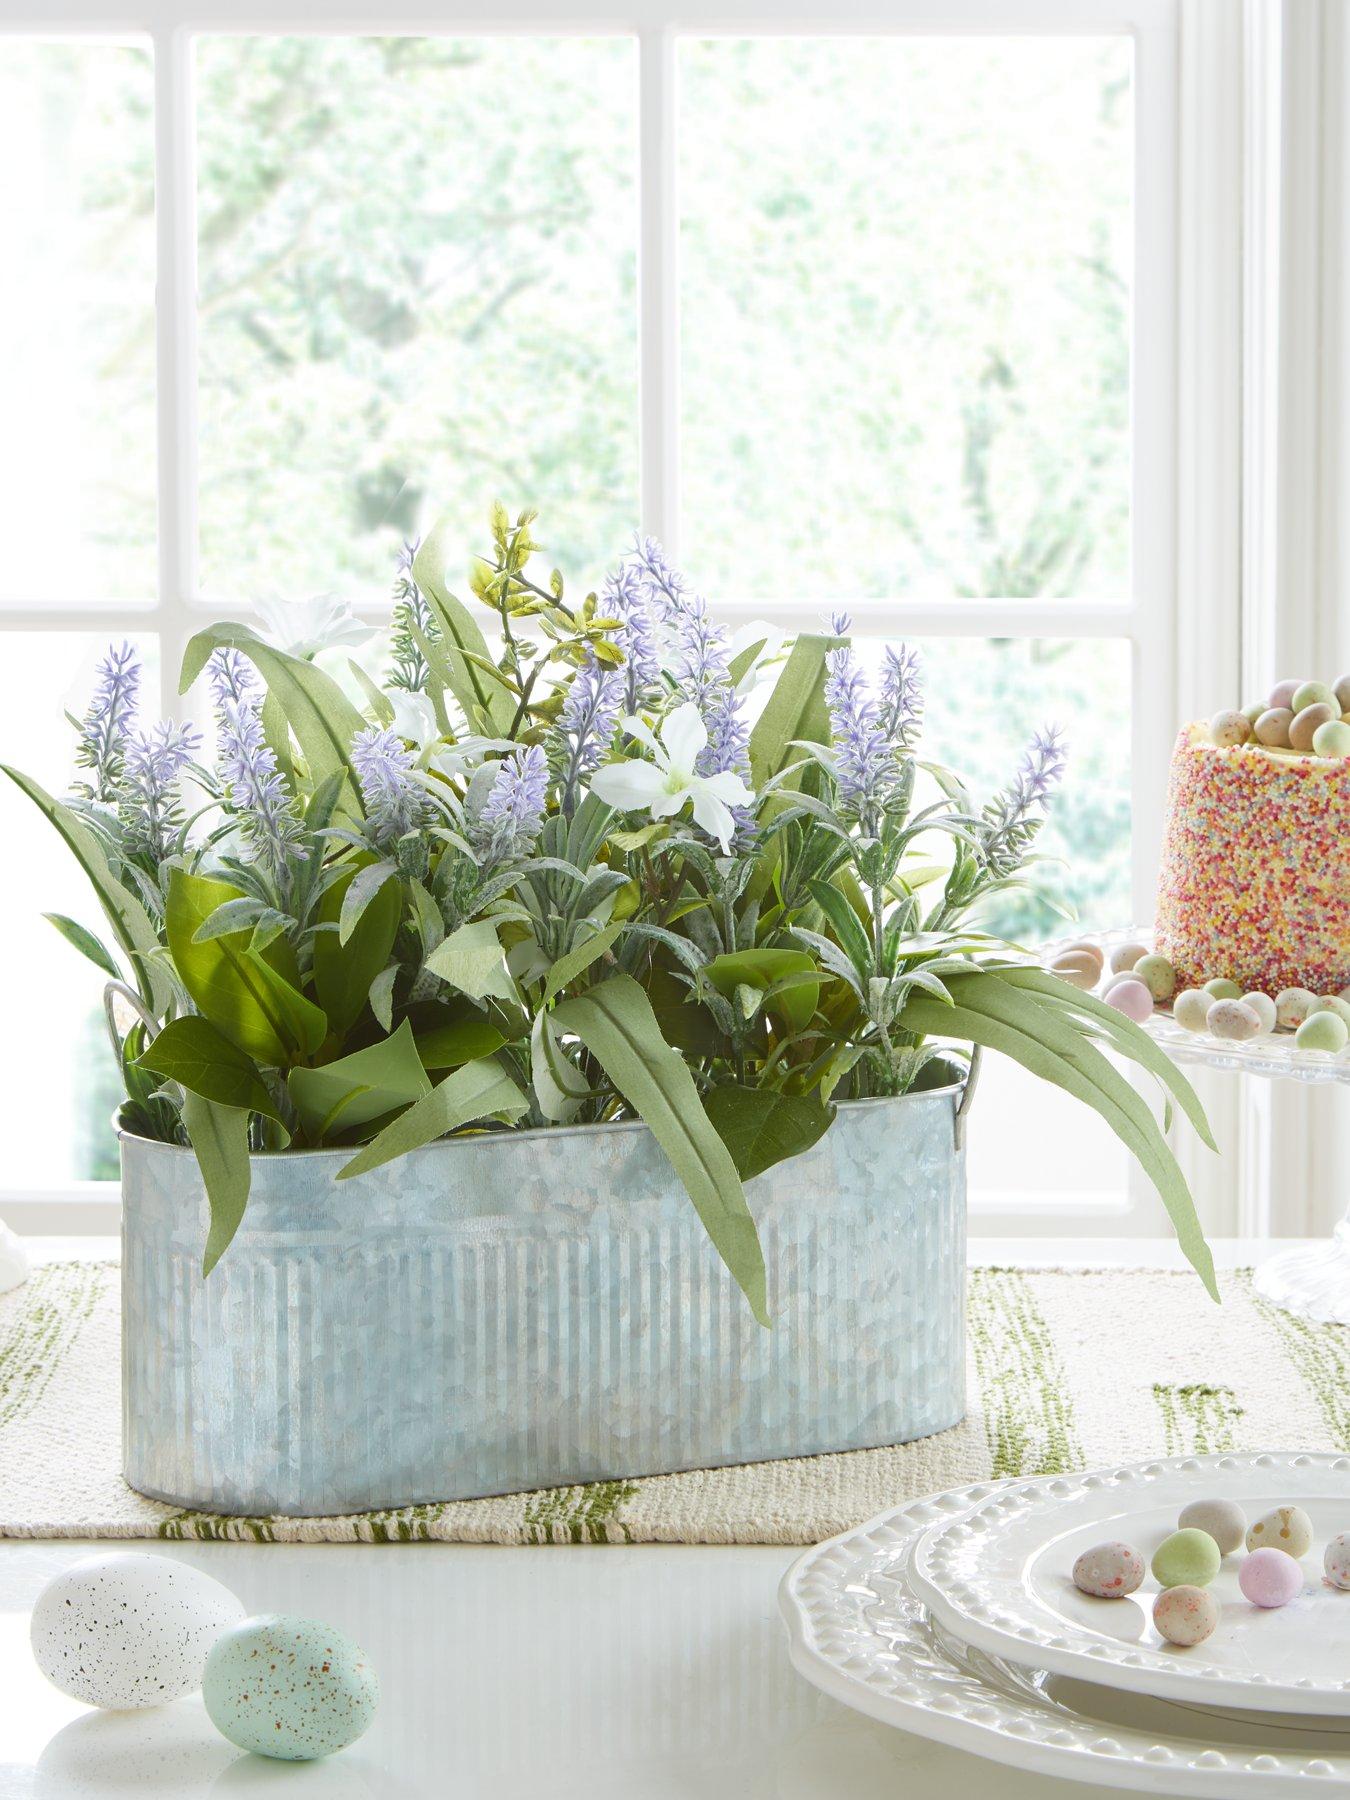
638 25 679 556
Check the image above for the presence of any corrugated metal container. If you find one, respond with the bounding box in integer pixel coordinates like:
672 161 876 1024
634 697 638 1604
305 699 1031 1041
121 1084 968 1516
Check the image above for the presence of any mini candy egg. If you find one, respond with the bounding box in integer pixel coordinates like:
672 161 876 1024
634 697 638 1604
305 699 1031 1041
1246 1505 1315 1558
1173 989 1213 1032
1203 977 1243 1000
1179 1497 1246 1556
1254 707 1295 748
1151 1528 1221 1590
1240 1547 1303 1608
1153 1584 1219 1647
1297 1010 1349 1052
1105 978 1153 1022
1276 986 1318 1028
1335 674 1350 712
1060 940 1104 976
1311 995 1350 1028
30 1552 245 1709
1240 992 1278 1034
1313 719 1350 758
1207 998 1262 1041
1290 702 1337 752
1072 1541 1145 1599
1243 700 1267 725
1133 954 1177 1002
1324 1532 1350 1589
1109 942 1148 974
1268 678 1301 710
203 1614 379 1762
1209 709 1252 748
1292 680 1337 713
1049 954 1098 991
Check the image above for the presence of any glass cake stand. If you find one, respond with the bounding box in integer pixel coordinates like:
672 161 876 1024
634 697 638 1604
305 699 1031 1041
1043 925 1350 1322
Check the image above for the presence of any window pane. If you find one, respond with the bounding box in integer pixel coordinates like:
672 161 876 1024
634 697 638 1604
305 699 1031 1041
0 41 157 602
195 36 638 601
679 38 1132 600
0 635 160 1185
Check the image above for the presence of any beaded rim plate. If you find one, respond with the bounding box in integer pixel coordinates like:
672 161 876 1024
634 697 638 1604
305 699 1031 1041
780 1472 1350 1798
908 1453 1350 1717
1044 926 1350 1085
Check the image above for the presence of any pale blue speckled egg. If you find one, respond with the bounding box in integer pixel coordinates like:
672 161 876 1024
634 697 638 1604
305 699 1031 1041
202 1614 378 1761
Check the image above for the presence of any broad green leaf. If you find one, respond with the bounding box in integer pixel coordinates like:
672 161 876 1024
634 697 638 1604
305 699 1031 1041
313 866 402 1038
138 1016 281 1119
338 860 398 946
702 1083 836 1182
748 632 834 790
424 918 516 1002
531 1008 591 1121
705 947 820 1032
167 867 327 1066
412 517 517 734
4 767 171 1015
552 975 769 1326
415 1015 505 1070
337 1056 527 1180
369 963 398 1032
42 912 121 980
182 1091 252 1276
288 1019 432 1141
541 920 625 1004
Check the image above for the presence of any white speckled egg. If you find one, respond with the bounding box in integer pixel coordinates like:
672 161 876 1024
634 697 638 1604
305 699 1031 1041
30 1553 245 1709
1207 998 1262 1041
1311 995 1350 1028
1247 1505 1314 1559
1324 1533 1350 1589
203 1614 379 1761
1240 992 1278 1034
1275 986 1318 1029
1153 1584 1219 1647
1179 1496 1246 1555
1209 709 1252 748
1072 1541 1144 1599
1172 988 1212 1032
1109 942 1148 974
1048 953 1098 991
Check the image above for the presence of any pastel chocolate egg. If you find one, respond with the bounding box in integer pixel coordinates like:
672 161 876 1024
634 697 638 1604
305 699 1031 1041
1240 1546 1303 1608
1246 1505 1314 1558
1061 940 1104 975
1209 709 1252 748
1109 941 1148 974
1240 992 1277 1034
1173 989 1212 1032
1207 998 1262 1041
1312 719 1350 758
1254 707 1294 748
1049 954 1099 991
203 1614 379 1761
1311 995 1350 1028
1243 700 1268 725
1072 1540 1144 1599
1133 953 1176 1001
1290 702 1336 752
1324 1532 1350 1590
1297 1010 1349 1052
1268 678 1301 710
1292 680 1337 713
1203 977 1242 1000
1151 1528 1220 1590
1335 674 1350 712
1276 986 1318 1028
1179 1497 1246 1556
1105 978 1153 1022
1153 1584 1219 1647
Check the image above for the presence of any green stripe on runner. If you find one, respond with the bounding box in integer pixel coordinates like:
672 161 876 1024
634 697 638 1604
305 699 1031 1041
1246 1272 1350 1448
1152 1382 1244 1457
967 1268 1083 1478
522 1480 639 1545
0 1263 106 1433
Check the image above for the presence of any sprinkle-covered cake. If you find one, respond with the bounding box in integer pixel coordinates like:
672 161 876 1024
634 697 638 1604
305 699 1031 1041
1155 697 1350 996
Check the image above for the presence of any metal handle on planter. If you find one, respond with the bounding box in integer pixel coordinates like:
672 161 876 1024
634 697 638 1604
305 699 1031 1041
103 981 160 1056
953 1045 981 1151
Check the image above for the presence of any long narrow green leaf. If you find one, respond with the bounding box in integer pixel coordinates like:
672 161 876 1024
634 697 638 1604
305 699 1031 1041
412 518 517 733
182 1091 252 1276
552 974 769 1325
336 1056 527 1179
807 879 874 980
748 633 834 790
43 912 121 980
541 920 624 1004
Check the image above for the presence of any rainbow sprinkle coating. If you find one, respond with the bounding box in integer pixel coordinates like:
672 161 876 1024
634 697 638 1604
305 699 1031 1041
1154 724 1350 994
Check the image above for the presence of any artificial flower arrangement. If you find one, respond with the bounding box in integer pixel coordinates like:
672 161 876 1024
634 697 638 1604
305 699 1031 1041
4 506 1216 1320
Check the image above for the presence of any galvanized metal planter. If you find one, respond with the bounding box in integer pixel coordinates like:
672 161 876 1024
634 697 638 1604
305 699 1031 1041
121 1079 971 1516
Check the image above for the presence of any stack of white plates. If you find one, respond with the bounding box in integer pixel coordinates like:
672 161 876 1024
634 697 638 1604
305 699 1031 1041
780 1453 1350 1795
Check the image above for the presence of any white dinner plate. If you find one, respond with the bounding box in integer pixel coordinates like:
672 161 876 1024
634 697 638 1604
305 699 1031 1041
908 1453 1350 1716
780 1477 1350 1798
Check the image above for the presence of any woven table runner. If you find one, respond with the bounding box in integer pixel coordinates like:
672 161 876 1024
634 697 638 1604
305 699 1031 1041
1 1261 1346 1546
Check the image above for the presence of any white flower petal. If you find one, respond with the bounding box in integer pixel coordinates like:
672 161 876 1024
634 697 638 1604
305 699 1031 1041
589 760 667 812
690 789 736 851
699 770 755 808
389 690 440 751
649 787 690 820
621 713 663 760
661 702 708 773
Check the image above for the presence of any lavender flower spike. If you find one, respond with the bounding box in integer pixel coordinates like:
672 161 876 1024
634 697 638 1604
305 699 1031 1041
119 719 201 862
824 646 898 832
351 724 429 848
878 643 924 752
217 691 308 883
604 562 662 715
979 725 1067 876
473 744 549 866
555 657 624 815
75 641 141 802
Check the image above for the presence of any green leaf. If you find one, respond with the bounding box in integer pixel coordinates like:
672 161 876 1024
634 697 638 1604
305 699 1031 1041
807 879 874 980
337 1056 527 1180
704 947 820 1032
748 633 834 790
551 975 769 1326
138 1016 281 1118
424 918 516 1002
313 865 402 1038
288 1019 432 1141
531 1008 591 1121
338 860 398 945
166 867 327 1066
182 1091 252 1277
702 1083 836 1182
4 767 171 1014
412 517 517 734
42 912 121 980
415 1014 506 1070
541 920 625 1004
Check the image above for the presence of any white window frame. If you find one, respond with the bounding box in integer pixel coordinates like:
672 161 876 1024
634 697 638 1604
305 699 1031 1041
0 0 1192 1232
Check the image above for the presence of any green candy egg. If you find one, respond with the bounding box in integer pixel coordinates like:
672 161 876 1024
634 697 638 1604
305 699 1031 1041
1297 1010 1349 1053
1133 954 1176 1002
1242 700 1267 725
1151 1527 1221 1590
1292 680 1337 713
203 1614 379 1762
1312 719 1350 758
1203 977 1242 1000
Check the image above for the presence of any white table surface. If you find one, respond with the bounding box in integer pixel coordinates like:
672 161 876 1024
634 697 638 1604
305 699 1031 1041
0 1237 1310 1799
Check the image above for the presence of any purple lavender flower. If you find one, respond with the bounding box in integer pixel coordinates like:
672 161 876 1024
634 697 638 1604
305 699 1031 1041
473 744 549 866
217 691 308 884
555 657 624 815
828 610 853 637
603 562 663 715
118 719 201 862
825 646 899 831
75 641 141 802
980 726 1067 875
878 644 924 752
627 534 689 620
351 724 429 848
672 594 732 707
208 647 255 709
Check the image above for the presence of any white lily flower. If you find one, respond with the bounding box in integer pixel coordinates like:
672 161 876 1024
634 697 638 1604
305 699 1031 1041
254 593 375 661
588 701 754 852
387 688 441 752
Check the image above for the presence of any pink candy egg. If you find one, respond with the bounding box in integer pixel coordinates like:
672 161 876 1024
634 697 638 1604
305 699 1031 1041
1239 1547 1303 1608
1325 1533 1350 1590
1105 978 1153 1022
